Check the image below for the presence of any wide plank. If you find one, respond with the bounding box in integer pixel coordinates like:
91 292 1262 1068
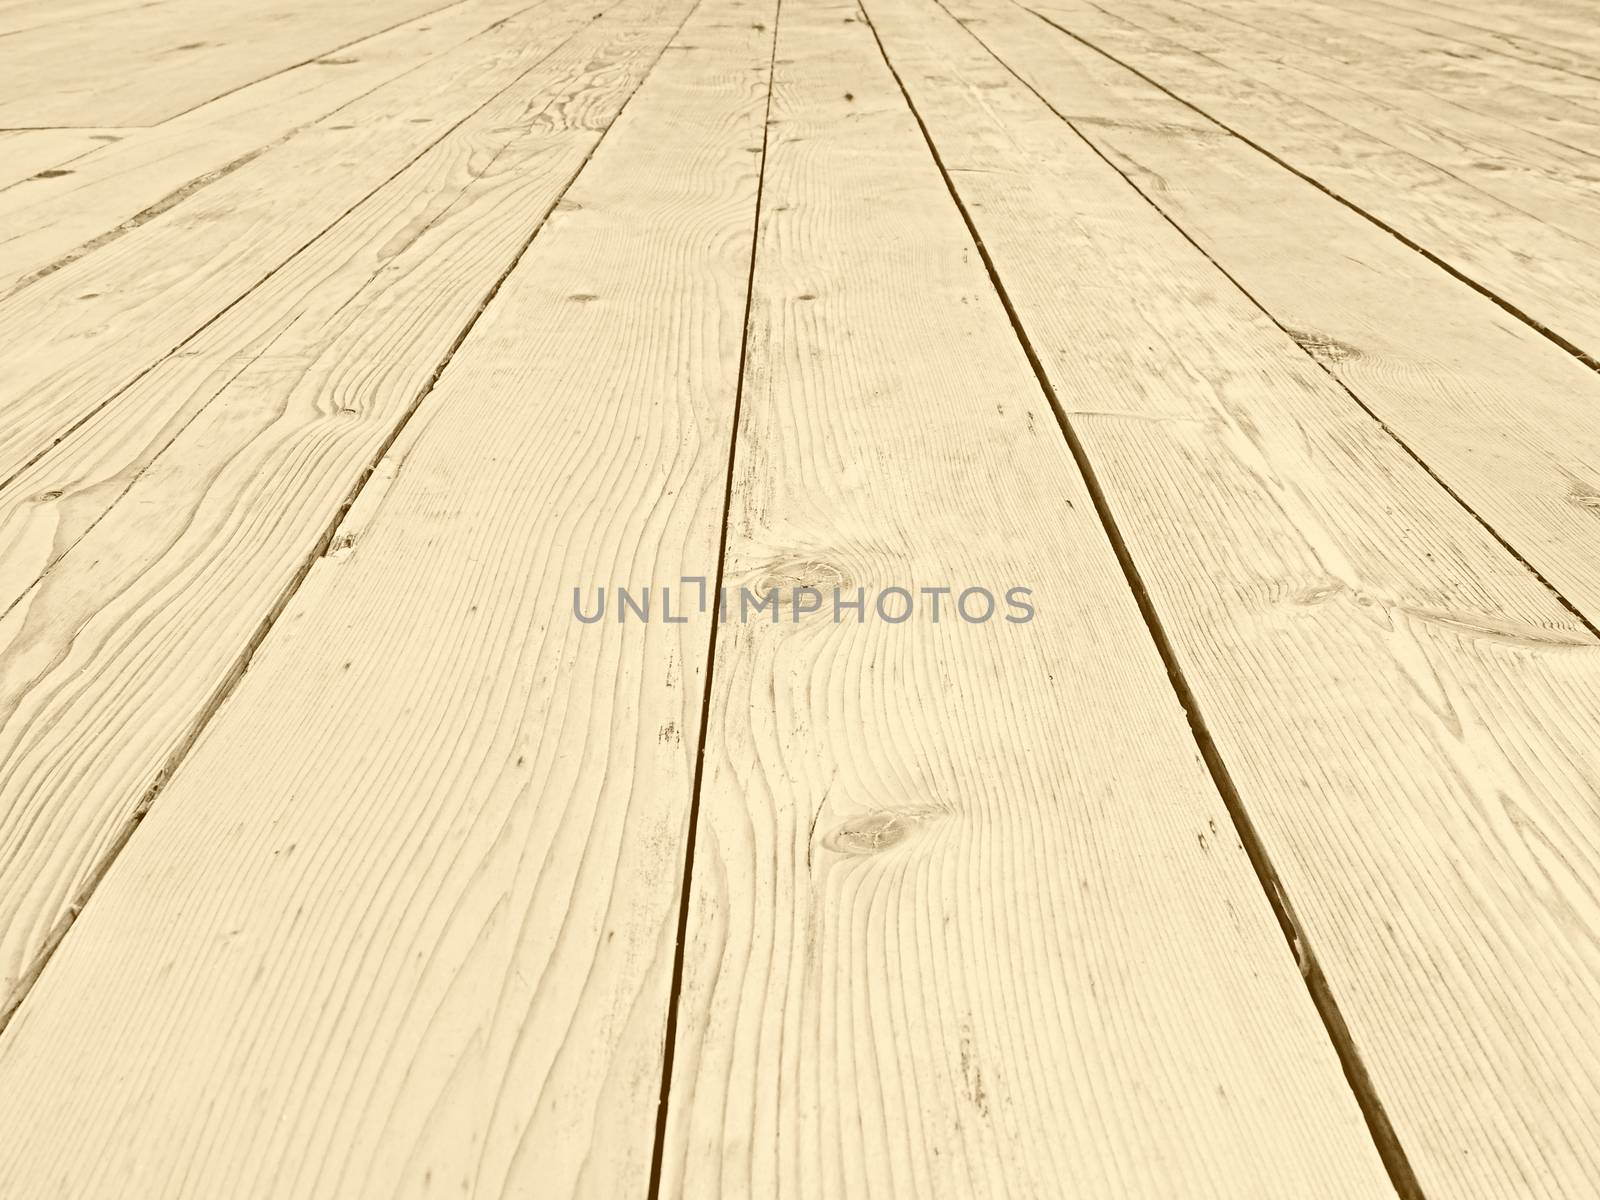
0 0 459 126
0 0 541 293
873 0 1600 1193
0 0 775 1194
1054 0 1600 249
0 0 694 1014
0 128 122 190
0 0 607 494
659 0 1395 1196
1167 0 1600 155
937 0 1600 660
1018 0 1600 368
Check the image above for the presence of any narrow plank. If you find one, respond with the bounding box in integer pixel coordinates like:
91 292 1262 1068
0 0 459 126
1171 0 1600 152
0 127 120 189
661 1 1395 1196
938 0 1600 625
0 0 606 497
1068 0 1600 249
1403 0 1600 57
875 0 1600 1193
0 0 165 38
1019 0 1600 367
1311 0 1600 88
0 0 541 292
0 1 775 1195
0 0 693 1015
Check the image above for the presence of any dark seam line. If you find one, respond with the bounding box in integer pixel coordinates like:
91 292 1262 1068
1024 4 1600 376
138 0 509 127
646 2 782 1193
862 1 1427 1195
0 0 631 624
0 0 691 1037
1158 0 1600 167
981 0 1600 641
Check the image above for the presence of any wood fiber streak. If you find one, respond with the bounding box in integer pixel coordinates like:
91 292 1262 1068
0 1 775 1194
660 0 1395 1196
0 0 696 1018
879 0 1600 1193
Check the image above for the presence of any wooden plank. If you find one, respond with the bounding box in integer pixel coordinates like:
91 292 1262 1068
1060 0 1600 249
0 0 166 38
1399 0 1600 57
0 0 460 126
1315 0 1600 88
937 0 1600 629
660 1 1395 1196
0 0 693 1015
1168 0 1600 153
0 128 121 189
874 0 1600 1194
1018 0 1600 368
0 0 607 498
0 0 541 293
0 1 775 1195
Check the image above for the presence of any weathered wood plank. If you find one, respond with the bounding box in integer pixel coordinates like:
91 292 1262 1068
0 128 121 190
0 0 461 126
659 0 1396 1196
1056 0 1600 248
939 0 1600 668
1019 0 1600 366
876 0 1600 1194
1166 0 1600 154
0 0 775 1195
0 0 693 1014
0 0 540 293
0 0 606 496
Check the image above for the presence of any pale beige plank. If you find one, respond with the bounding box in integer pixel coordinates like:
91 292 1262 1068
661 1 1395 1196
0 0 458 126
0 128 122 189
1312 0 1600 88
1169 0 1600 152
1062 0 1600 249
0 0 166 38
1019 0 1600 366
0 0 694 1016
0 0 608 496
874 0 1600 1194
0 0 541 293
0 0 774 1194
938 0 1600 654
1401 0 1600 57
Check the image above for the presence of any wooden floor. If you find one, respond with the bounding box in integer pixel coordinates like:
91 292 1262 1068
2 0 1599 1194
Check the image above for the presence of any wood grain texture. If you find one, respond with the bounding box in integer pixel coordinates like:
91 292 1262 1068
659 1 1395 1196
880 0 1600 1193
0 128 122 190
1020 0 1600 367
0 0 605 493
0 0 459 126
0 0 693 1019
1310 0 1600 89
1167 0 1600 151
938 0 1600 651
0 0 775 1193
1082 0 1600 246
0 0 541 293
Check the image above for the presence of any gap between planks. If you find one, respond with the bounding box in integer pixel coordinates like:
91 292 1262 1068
1016 1 1600 375
645 0 783 1193
853 3 1425 1195
956 0 1600 644
0 0 706 1036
